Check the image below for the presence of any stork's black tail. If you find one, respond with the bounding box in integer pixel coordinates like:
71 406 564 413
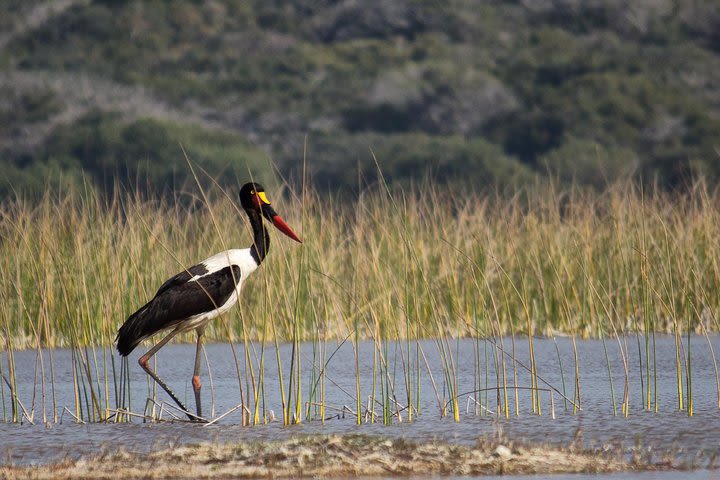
116 303 152 356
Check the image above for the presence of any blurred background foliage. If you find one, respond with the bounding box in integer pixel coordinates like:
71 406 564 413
1 0 719 197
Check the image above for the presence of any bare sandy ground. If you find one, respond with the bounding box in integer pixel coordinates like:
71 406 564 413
0 434 641 479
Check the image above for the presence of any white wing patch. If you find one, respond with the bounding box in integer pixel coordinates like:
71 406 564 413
191 249 258 281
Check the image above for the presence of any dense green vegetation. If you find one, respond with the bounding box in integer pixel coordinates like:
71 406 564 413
1 0 719 195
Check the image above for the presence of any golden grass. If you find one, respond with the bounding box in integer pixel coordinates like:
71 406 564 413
2 180 720 350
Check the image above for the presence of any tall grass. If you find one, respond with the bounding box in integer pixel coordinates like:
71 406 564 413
2 179 720 421
2 180 720 346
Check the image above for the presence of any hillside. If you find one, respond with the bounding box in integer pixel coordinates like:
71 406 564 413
1 0 719 196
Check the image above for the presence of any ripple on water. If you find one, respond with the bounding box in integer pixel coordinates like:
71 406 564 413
1 336 719 470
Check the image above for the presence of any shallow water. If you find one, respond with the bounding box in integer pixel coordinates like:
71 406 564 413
1 336 719 475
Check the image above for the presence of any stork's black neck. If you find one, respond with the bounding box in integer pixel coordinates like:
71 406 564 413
247 208 270 266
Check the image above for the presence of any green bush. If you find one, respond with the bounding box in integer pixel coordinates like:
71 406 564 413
539 138 638 188
285 131 532 192
34 113 270 195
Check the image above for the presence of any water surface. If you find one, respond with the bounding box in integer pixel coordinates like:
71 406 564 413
1 336 719 474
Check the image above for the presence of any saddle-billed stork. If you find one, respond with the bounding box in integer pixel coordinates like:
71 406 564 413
116 182 301 421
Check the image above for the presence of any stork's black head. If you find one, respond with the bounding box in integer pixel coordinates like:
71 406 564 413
239 182 266 211
239 182 301 243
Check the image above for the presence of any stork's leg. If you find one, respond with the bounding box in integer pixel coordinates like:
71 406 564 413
192 327 205 418
138 328 198 421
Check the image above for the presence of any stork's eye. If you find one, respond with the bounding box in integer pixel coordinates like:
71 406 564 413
250 190 255 195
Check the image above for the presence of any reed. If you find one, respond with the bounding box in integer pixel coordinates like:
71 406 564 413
2 178 720 422
2 182 719 346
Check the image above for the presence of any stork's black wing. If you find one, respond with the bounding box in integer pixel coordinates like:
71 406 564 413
155 263 209 296
116 265 241 356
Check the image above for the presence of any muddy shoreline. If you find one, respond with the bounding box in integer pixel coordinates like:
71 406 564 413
0 434 656 479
